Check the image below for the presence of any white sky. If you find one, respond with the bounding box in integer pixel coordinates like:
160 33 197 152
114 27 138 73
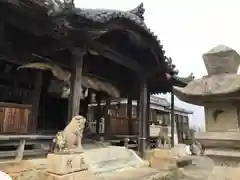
75 0 240 129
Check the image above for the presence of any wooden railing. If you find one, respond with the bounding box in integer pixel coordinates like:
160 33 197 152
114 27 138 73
0 135 54 162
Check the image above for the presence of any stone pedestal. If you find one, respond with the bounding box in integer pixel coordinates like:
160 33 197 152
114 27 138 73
41 170 91 180
43 153 88 180
46 153 87 175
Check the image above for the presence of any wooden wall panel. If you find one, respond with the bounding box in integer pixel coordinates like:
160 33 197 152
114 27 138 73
110 116 139 135
0 107 5 132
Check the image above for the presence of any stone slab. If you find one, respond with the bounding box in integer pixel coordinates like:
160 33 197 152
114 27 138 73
81 146 144 176
46 153 87 175
42 167 174 180
105 167 173 180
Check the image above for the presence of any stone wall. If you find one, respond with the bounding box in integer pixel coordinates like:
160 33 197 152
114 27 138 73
205 102 238 132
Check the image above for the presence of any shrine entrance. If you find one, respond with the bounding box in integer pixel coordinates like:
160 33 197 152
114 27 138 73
0 60 69 135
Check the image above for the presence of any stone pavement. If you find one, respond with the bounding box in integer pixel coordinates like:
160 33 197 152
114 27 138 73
179 156 214 180
208 166 240 180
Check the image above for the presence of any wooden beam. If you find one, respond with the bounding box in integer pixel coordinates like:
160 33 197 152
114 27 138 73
0 53 28 65
2 7 51 37
0 52 71 71
89 42 141 72
138 77 148 158
67 49 84 120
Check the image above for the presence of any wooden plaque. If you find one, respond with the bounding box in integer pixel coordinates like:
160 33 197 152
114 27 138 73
0 103 31 134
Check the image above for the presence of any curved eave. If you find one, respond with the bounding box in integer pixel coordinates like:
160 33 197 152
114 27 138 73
45 2 166 71
69 6 166 69
2 1 170 83
171 76 189 87
169 73 195 87
3 0 168 72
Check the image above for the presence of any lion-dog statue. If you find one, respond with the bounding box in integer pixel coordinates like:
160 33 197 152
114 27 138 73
50 115 86 153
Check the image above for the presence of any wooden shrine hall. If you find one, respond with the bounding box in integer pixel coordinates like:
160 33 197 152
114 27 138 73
0 0 193 159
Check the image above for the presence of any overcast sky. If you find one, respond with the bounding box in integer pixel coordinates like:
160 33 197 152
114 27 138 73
75 0 240 129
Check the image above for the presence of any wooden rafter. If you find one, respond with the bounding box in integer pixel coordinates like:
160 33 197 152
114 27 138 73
89 42 141 72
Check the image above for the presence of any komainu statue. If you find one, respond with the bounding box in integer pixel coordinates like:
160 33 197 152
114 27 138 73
51 115 86 153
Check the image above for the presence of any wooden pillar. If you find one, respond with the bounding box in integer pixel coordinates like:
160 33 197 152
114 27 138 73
236 106 240 131
0 23 4 50
31 72 42 132
104 97 111 139
137 96 140 119
96 94 101 136
138 78 148 158
175 115 180 143
170 91 175 147
0 10 5 51
24 72 42 133
67 50 84 121
180 116 184 142
127 94 133 134
146 90 150 139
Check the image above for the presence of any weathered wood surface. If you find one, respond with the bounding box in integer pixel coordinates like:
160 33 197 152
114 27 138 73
67 50 83 121
0 106 30 133
139 77 148 158
25 72 42 133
